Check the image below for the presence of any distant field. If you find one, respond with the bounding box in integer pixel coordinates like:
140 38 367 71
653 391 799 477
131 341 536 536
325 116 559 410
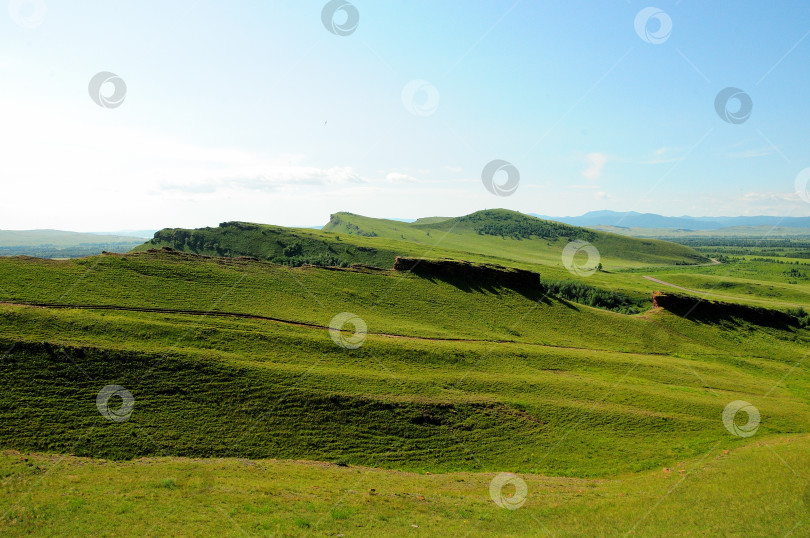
0 230 148 247
631 255 810 309
0 229 146 258
592 224 810 238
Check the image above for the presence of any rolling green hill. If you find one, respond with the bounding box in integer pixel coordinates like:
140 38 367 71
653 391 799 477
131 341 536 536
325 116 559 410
0 250 808 477
1 229 807 535
325 209 709 267
135 219 418 268
135 209 709 272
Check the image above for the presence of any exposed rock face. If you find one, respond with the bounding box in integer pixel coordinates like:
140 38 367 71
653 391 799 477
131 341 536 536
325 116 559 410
393 257 540 293
652 292 797 328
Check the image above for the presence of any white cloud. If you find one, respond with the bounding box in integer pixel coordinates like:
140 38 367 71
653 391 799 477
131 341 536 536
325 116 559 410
385 172 418 184
582 152 607 181
741 191 799 203
727 147 776 159
0 99 391 229
637 147 683 165
725 191 809 216
160 166 366 194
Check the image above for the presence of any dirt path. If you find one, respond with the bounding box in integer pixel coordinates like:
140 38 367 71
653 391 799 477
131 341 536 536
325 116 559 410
642 276 709 295
642 275 807 308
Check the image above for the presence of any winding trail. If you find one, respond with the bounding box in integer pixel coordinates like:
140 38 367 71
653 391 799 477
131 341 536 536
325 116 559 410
643 276 712 295
642 275 808 308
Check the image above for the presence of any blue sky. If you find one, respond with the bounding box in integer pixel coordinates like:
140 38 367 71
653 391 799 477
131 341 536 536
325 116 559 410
1 0 809 231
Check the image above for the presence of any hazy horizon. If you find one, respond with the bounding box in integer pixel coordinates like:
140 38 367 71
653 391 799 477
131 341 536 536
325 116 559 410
8 206 810 235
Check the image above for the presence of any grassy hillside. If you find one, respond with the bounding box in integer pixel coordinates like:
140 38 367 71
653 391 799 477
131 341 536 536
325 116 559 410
0 251 809 480
1 237 807 535
323 209 710 268
135 210 709 272
133 221 405 267
3 435 808 536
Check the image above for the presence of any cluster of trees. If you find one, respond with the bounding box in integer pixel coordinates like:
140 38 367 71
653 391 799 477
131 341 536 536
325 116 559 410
218 222 260 232
677 238 810 260
540 279 642 314
783 267 808 279
273 240 352 266
329 215 378 237
343 223 378 237
786 307 810 328
750 257 810 265
282 242 304 257
677 238 810 248
151 230 227 255
460 213 595 241
150 224 387 268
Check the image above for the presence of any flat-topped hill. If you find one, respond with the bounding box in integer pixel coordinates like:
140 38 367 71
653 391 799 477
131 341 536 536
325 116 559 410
134 209 709 272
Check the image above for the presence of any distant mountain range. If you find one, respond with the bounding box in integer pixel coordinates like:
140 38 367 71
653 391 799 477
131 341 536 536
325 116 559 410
533 211 810 230
0 229 150 247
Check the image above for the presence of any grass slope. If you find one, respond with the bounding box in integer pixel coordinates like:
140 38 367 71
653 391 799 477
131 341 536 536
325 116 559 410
0 251 808 479
135 209 709 272
1 437 808 536
323 209 710 268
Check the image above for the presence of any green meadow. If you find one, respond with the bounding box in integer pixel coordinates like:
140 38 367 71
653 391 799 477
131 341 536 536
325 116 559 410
1 211 809 535
2 436 808 536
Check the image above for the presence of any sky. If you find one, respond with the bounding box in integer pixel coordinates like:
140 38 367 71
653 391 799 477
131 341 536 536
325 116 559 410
2 0 810 231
